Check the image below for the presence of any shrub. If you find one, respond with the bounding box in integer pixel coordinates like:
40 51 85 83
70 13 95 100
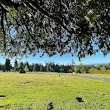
90 70 110 74
80 66 86 73
24 65 29 72
10 69 15 72
19 69 26 73
68 69 72 73
74 66 80 73
89 68 98 74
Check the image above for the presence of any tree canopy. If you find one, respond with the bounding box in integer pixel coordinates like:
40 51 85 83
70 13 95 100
0 0 110 59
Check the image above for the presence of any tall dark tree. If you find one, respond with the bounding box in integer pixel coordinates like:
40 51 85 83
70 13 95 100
50 62 55 72
14 59 18 71
54 64 60 72
0 0 109 59
4 59 11 71
33 64 37 72
29 63 34 72
36 63 40 71
45 63 49 72
0 63 4 70
40 64 43 72
19 62 24 70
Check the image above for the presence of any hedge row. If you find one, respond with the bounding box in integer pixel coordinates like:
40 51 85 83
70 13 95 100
90 70 110 74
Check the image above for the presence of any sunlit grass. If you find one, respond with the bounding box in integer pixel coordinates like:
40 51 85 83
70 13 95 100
0 72 110 109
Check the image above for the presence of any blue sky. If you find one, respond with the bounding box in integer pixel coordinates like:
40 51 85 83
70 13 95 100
0 51 110 66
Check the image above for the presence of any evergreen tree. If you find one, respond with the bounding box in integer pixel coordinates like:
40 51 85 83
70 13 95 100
25 61 30 71
4 59 11 71
36 64 40 71
40 64 43 72
0 64 4 71
19 62 24 70
14 60 18 71
19 62 26 73
29 64 34 72
24 65 29 72
55 64 60 72
33 64 37 72
46 63 49 72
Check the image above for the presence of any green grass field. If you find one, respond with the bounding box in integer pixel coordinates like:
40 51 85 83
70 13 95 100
0 72 110 110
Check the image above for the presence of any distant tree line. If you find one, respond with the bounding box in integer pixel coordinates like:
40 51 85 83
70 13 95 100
0 59 72 73
0 59 110 74
73 64 110 74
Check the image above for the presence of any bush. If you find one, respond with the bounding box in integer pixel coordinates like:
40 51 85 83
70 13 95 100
19 69 26 73
89 68 98 74
74 66 80 73
80 66 86 73
68 69 72 73
10 69 15 72
90 70 110 74
24 65 29 72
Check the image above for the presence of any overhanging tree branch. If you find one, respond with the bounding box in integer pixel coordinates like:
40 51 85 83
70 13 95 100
0 0 20 9
26 0 74 34
0 0 109 58
0 0 74 34
0 3 6 49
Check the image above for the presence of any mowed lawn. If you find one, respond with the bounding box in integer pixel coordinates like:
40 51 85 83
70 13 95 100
0 73 110 110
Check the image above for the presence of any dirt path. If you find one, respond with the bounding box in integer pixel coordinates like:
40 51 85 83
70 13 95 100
73 75 110 82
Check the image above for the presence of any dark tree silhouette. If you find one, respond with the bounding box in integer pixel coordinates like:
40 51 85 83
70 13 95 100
14 59 18 71
4 59 11 71
0 0 109 58
19 62 24 70
33 63 37 72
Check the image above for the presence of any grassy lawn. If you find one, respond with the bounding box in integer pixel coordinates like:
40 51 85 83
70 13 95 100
0 72 110 110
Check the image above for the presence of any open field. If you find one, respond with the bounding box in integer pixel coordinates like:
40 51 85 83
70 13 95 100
0 72 110 110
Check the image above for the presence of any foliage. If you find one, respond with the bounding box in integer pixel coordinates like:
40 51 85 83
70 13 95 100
89 67 98 73
33 63 39 72
29 63 34 72
68 69 72 73
100 65 107 70
4 59 11 71
1 59 110 73
24 65 29 72
90 70 110 74
33 64 37 72
19 69 26 73
80 66 87 73
14 60 18 71
19 62 24 70
74 66 81 73
24 62 30 71
10 69 15 72
0 0 109 58
0 63 4 70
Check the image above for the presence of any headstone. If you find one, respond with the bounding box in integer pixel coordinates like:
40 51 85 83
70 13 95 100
47 102 54 110
76 97 84 102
